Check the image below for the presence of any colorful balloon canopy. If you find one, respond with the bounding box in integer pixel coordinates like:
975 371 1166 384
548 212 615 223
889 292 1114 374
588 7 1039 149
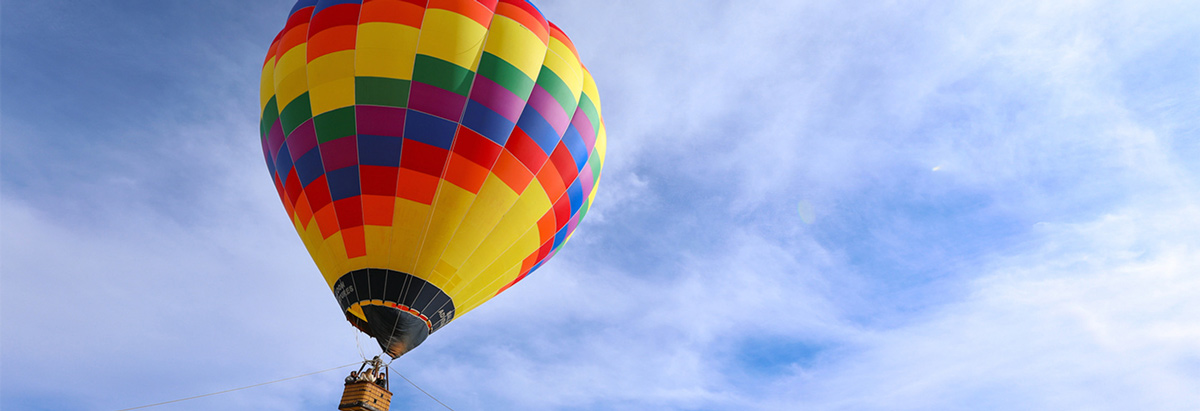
258 0 606 357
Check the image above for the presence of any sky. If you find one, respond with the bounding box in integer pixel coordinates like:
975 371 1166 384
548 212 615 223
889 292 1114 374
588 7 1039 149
3 0 1200 410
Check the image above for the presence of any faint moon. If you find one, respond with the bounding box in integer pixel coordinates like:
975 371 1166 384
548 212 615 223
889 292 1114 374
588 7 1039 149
798 200 815 224
932 165 942 172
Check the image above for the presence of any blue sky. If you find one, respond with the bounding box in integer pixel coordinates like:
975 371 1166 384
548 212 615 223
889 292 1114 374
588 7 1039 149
4 0 1200 410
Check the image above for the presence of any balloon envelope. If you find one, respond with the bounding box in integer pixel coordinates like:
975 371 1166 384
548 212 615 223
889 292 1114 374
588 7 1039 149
259 0 606 357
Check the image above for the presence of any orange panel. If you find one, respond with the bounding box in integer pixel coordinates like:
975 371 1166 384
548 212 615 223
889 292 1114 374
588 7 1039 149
315 204 342 239
363 195 396 226
342 225 367 258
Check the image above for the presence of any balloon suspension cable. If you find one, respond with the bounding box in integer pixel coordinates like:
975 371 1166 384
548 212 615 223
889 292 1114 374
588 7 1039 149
388 364 456 411
113 362 362 411
354 329 369 361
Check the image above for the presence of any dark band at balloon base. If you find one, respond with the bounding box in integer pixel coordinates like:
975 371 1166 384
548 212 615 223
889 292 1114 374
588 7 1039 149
333 269 456 357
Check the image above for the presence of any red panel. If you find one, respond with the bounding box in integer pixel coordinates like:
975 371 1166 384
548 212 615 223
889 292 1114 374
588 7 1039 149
305 175 333 211
443 153 489 194
396 168 439 205
548 142 578 188
427 0 495 27
491 149 533 193
342 225 368 258
285 171 304 206
361 0 426 27
505 128 548 172
363 195 395 226
361 165 400 196
334 197 365 228
401 140 449 177
452 126 502 169
307 25 358 62
315 204 341 239
496 0 547 43
552 195 571 230
308 4 362 35
535 237 553 260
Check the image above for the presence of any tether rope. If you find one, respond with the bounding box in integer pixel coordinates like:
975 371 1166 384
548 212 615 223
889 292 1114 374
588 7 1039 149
389 364 456 411
113 362 361 411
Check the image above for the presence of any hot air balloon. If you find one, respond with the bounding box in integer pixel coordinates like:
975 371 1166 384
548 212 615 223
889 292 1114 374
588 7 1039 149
258 0 605 359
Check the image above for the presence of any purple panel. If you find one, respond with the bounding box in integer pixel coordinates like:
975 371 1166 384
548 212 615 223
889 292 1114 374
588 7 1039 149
267 121 285 163
287 120 319 159
356 106 407 137
579 162 595 197
566 212 580 237
526 85 570 136
468 75 526 122
569 109 596 150
321 136 358 171
409 82 468 121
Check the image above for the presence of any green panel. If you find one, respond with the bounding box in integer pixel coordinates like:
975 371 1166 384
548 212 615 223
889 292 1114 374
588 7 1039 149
412 55 474 96
314 106 357 144
577 199 590 221
356 77 411 108
260 97 279 139
589 150 603 180
280 93 313 136
477 52 534 97
534 67 576 115
576 94 600 136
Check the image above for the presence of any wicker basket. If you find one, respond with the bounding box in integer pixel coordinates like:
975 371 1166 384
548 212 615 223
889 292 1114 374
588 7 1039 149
338 381 392 411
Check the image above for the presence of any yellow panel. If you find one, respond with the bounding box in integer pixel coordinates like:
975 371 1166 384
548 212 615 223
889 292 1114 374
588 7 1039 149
453 237 530 310
483 16 547 80
437 175 519 269
275 71 311 109
275 46 308 78
543 38 583 98
414 183 477 276
416 10 489 69
307 51 356 87
348 304 366 321
356 23 420 79
308 77 356 115
319 231 351 278
388 198 433 274
457 265 522 316
581 68 602 116
260 61 277 110
347 225 394 271
595 121 607 164
452 179 550 284
306 51 356 115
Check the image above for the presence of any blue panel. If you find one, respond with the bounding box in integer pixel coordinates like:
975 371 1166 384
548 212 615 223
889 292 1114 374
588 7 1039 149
516 109 560 155
295 149 326 187
553 227 568 250
561 125 589 171
358 135 403 167
313 0 361 14
566 178 584 215
290 0 320 16
326 166 361 201
275 142 294 182
404 111 456 150
461 100 516 145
